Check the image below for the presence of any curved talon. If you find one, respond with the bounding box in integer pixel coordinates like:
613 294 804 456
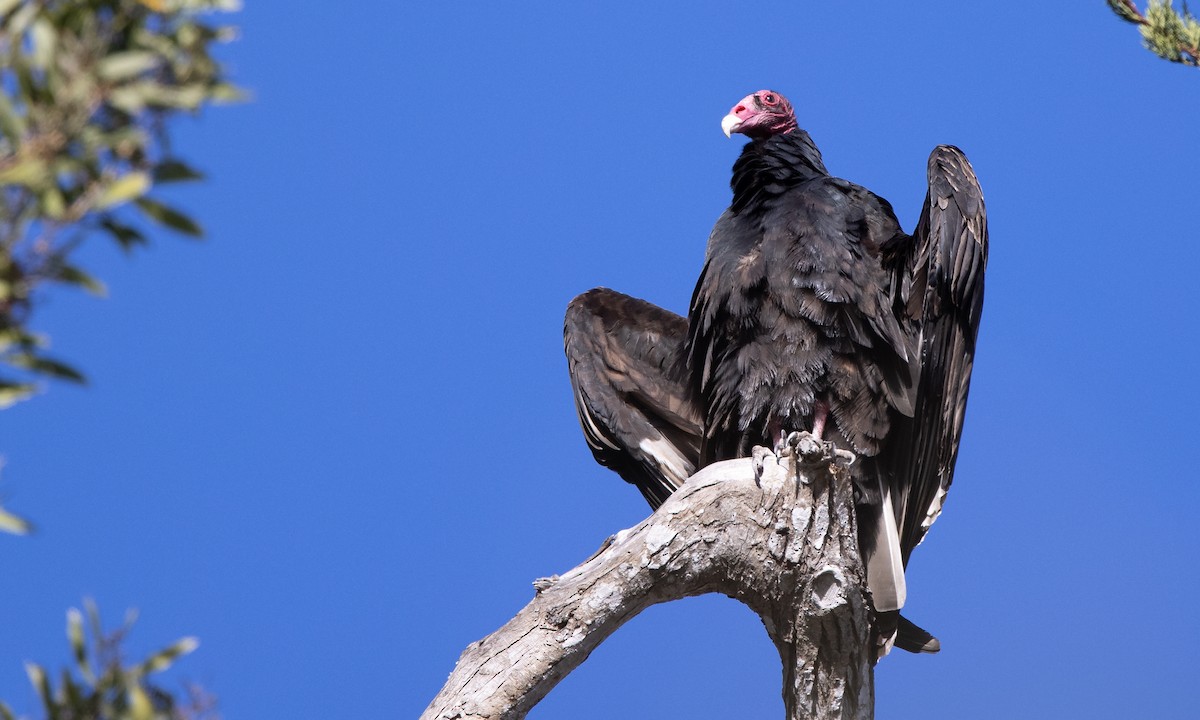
775 431 802 456
752 445 773 479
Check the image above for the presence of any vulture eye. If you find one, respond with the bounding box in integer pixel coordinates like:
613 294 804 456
762 93 778 106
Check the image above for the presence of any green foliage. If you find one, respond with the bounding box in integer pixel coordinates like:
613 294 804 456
1108 0 1200 66
0 0 241 530
0 0 241 398
0 600 217 720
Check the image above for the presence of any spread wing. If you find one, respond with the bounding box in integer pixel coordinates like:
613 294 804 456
564 288 702 508
888 145 988 563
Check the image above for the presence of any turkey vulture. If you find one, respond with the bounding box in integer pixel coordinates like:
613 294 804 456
563 89 986 652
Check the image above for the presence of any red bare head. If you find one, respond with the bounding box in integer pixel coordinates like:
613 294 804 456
721 90 797 140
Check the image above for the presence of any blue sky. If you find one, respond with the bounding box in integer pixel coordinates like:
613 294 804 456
2 2 1198 718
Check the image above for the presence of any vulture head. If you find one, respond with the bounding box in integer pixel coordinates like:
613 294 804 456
721 90 797 139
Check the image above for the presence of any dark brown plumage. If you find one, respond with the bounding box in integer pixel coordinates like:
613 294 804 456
691 91 917 615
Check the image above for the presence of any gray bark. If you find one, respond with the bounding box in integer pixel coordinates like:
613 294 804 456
421 434 876 720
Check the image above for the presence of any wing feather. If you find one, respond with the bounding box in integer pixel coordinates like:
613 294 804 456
564 288 702 508
889 145 988 563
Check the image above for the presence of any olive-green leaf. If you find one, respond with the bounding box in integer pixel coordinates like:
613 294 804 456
107 84 147 114
96 171 151 209
143 82 208 110
56 264 107 297
0 88 27 142
101 218 149 251
0 157 50 188
0 504 32 535
154 159 204 183
25 662 52 708
0 327 43 351
4 2 38 38
8 352 87 383
140 636 199 675
0 0 22 19
128 683 155 720
42 186 67 219
209 81 249 103
60 668 85 713
0 699 15 720
0 382 37 409
97 51 160 82
31 18 56 69
135 197 203 237
66 608 96 684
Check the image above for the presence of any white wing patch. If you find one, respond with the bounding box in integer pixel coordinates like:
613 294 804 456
573 381 619 452
918 485 950 537
638 437 692 489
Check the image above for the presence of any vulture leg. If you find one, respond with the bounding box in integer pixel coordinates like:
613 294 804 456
811 399 830 440
564 288 702 508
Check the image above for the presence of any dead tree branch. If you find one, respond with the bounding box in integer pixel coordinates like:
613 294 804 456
422 434 877 720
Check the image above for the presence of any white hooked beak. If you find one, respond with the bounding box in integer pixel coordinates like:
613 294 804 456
721 113 741 138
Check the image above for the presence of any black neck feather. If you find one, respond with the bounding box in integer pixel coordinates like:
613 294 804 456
729 131 828 215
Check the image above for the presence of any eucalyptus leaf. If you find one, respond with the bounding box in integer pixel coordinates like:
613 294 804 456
107 83 149 114
140 636 199 675
96 171 151 209
209 81 249 103
67 609 92 680
30 17 56 69
0 383 36 409
0 157 50 188
60 669 85 713
0 327 44 351
101 218 149 251
127 683 155 720
56 264 108 297
25 662 52 708
154 159 204 183
97 51 160 82
136 197 203 237
0 92 27 141
143 82 208 110
4 2 38 37
42 186 67 219
0 504 32 535
7 352 86 383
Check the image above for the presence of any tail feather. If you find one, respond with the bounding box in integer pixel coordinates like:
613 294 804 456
865 477 906 612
